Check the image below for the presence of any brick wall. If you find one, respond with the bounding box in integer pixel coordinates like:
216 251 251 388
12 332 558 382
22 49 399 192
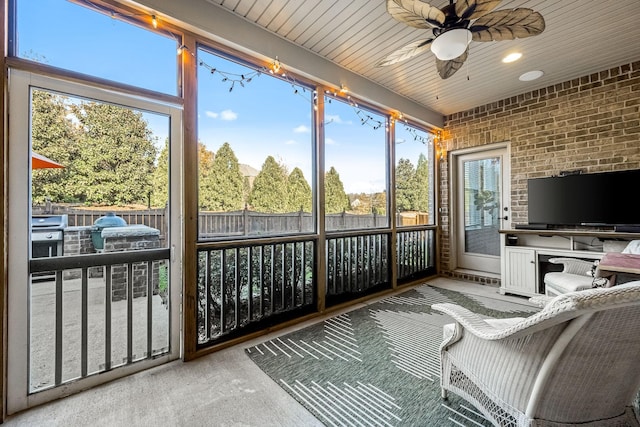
439 60 640 282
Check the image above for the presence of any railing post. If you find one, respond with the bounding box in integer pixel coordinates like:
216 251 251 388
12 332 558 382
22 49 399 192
298 207 303 232
243 205 249 236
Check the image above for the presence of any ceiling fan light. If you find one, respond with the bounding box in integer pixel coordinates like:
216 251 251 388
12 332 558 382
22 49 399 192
431 28 472 61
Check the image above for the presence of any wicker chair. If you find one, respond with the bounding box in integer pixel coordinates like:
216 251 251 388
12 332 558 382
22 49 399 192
432 281 640 427
543 257 604 296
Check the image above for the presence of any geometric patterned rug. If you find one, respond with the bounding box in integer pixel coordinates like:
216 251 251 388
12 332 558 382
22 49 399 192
245 284 539 426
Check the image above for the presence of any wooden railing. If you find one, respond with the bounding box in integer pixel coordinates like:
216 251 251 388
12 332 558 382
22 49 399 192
195 225 437 349
29 249 170 392
196 236 317 347
36 205 435 349
326 230 390 306
397 227 436 283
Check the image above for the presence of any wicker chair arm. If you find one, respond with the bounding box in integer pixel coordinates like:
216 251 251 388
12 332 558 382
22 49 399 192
432 303 526 341
548 257 595 276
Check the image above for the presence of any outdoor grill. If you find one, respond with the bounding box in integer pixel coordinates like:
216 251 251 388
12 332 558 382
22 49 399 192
31 214 68 259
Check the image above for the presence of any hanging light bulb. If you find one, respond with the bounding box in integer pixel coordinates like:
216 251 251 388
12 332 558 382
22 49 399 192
270 56 281 74
151 15 158 29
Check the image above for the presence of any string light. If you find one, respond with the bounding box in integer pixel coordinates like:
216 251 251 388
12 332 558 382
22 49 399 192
177 44 186 55
75 1 433 140
71 0 427 133
198 59 261 92
434 130 446 160
269 56 281 74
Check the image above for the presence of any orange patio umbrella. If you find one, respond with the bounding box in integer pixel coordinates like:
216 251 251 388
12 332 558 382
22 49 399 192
32 151 64 169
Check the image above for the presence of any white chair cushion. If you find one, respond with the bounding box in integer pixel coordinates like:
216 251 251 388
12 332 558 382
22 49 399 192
622 240 640 254
545 272 593 295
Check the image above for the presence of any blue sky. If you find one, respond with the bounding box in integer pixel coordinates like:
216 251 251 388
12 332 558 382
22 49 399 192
18 0 432 194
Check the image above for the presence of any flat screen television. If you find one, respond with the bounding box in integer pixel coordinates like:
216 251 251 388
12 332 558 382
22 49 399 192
527 169 640 227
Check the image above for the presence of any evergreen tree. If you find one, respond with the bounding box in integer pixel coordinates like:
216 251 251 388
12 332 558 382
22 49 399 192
414 153 430 213
197 142 217 209
249 156 288 213
202 142 244 211
71 101 157 205
31 90 79 204
242 176 251 206
286 167 312 212
325 166 349 214
150 138 169 208
372 191 387 215
395 158 417 211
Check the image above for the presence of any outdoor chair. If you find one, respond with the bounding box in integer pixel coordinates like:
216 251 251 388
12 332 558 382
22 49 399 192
543 257 604 297
432 281 640 427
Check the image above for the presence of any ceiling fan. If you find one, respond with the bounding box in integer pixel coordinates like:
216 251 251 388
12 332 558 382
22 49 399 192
377 0 545 79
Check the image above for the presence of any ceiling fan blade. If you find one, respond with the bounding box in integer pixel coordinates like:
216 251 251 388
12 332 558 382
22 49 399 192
455 0 502 21
470 8 545 42
436 48 468 79
377 39 434 67
386 0 445 29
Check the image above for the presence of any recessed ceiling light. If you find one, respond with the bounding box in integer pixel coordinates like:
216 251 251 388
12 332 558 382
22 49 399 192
502 52 522 63
519 70 544 81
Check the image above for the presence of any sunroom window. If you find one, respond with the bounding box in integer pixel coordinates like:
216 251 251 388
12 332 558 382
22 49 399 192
196 46 315 239
324 95 388 231
12 0 179 95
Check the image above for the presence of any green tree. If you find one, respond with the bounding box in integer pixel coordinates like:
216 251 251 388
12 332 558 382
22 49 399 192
286 167 312 212
249 156 288 213
395 158 417 211
71 101 157 205
372 191 387 215
414 153 430 213
325 166 349 214
150 138 169 208
197 142 217 209
201 142 244 211
31 90 79 204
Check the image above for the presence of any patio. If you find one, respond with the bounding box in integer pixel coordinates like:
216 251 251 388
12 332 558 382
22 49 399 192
29 275 169 392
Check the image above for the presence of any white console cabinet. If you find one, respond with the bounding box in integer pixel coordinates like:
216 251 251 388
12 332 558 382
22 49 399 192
499 229 639 297
502 247 537 296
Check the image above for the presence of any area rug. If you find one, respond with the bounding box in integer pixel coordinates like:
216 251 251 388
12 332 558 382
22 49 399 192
245 283 538 426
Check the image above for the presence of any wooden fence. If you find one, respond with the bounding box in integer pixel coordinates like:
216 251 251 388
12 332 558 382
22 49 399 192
34 205 429 240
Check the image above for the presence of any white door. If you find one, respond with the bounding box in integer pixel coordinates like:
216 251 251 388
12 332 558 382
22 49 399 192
7 70 182 413
454 145 510 274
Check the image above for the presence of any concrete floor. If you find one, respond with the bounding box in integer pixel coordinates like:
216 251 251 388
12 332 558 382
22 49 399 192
4 278 531 426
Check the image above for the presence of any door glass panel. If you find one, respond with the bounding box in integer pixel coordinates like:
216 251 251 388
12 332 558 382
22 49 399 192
29 88 171 392
462 157 501 256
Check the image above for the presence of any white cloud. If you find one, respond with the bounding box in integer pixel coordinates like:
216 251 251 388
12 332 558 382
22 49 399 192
205 110 237 120
293 125 310 133
220 109 238 121
284 139 297 145
325 114 351 125
325 137 337 145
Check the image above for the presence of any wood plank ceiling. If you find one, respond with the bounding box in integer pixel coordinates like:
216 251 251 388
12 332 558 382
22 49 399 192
204 0 640 116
